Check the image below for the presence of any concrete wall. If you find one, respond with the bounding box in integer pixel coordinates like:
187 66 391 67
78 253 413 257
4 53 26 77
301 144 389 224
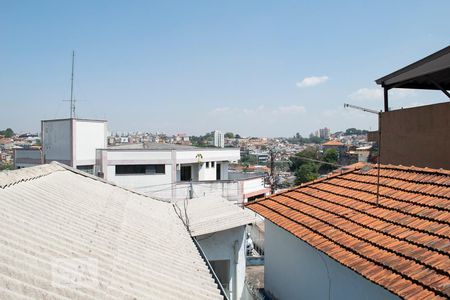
106 150 173 163
197 226 246 300
14 149 42 169
95 148 265 202
74 120 107 166
176 149 240 164
199 161 217 181
106 164 173 189
42 119 72 165
379 102 450 169
264 220 400 300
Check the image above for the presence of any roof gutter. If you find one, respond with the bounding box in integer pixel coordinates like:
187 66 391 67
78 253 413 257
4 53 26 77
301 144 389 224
192 237 230 300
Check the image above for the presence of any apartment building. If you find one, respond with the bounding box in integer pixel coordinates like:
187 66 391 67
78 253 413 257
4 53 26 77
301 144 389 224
14 118 107 173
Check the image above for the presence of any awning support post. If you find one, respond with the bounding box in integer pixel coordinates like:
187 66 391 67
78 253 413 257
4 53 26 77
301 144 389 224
383 87 389 112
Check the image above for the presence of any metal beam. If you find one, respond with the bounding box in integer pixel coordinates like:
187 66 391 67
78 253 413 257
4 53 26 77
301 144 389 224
426 75 450 99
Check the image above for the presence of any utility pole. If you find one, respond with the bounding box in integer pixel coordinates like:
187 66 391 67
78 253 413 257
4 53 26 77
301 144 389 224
269 148 276 194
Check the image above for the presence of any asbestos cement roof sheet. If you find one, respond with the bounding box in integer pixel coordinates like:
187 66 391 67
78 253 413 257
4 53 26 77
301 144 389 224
246 163 450 299
0 162 222 300
176 195 258 236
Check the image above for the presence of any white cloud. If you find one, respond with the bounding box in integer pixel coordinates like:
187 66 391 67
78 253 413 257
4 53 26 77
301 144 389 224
296 76 329 88
208 107 230 115
391 89 417 98
274 105 306 114
349 87 416 101
349 88 382 100
209 104 305 117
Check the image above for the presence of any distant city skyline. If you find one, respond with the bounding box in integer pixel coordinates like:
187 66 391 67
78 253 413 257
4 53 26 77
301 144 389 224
1 1 449 136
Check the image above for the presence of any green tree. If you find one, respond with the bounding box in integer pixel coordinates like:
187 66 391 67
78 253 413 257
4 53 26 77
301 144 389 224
0 128 14 138
0 162 13 171
240 154 258 165
224 132 235 138
294 163 319 185
323 148 338 163
289 147 318 171
319 148 339 173
308 136 324 144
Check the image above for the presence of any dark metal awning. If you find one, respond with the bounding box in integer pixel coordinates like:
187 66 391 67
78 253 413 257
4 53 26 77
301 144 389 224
375 45 450 111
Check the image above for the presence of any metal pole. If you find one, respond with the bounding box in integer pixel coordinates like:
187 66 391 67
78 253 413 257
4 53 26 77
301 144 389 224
376 112 382 206
189 180 194 199
70 51 75 118
270 149 275 194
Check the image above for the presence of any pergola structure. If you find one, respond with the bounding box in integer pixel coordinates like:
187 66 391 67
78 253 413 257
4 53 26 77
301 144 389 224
376 45 450 111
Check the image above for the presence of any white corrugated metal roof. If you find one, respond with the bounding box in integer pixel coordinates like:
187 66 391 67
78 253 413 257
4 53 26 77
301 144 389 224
176 196 258 236
0 163 222 299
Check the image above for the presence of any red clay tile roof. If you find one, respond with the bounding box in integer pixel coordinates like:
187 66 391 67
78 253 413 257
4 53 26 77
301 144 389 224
246 164 450 299
322 139 344 146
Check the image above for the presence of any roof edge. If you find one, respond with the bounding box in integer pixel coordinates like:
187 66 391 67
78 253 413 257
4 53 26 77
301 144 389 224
375 45 450 85
245 162 450 208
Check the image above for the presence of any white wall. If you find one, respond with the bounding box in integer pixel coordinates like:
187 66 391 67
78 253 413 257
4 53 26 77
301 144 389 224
176 149 239 164
264 221 400 300
42 119 72 164
197 226 246 300
74 120 107 166
106 164 172 190
107 150 172 162
199 162 217 181
242 177 265 195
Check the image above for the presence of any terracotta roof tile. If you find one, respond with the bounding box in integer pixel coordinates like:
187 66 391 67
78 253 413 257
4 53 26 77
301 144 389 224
246 163 450 299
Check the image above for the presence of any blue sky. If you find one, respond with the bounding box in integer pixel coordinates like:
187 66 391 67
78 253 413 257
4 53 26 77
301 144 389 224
1 1 449 137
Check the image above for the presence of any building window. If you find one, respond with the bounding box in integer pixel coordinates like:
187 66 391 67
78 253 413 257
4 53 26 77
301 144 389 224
211 161 215 167
206 162 210 168
77 165 94 175
115 164 165 175
180 165 192 181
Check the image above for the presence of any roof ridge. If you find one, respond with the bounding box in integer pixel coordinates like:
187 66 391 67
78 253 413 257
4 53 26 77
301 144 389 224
0 162 170 203
0 163 65 189
51 162 171 202
246 163 450 207
380 164 450 176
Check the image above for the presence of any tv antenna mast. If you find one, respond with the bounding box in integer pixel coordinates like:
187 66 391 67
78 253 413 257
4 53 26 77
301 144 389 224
63 51 76 118
344 103 382 206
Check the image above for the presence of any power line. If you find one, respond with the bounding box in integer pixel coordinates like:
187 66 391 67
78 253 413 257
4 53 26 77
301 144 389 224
281 157 344 167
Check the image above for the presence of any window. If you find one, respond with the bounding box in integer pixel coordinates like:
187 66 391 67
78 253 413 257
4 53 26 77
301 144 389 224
77 165 94 175
180 165 192 181
115 164 165 175
206 162 210 168
211 161 215 167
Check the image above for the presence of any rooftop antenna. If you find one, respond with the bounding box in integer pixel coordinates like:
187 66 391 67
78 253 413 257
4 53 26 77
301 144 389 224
63 51 77 118
344 103 382 206
70 50 76 118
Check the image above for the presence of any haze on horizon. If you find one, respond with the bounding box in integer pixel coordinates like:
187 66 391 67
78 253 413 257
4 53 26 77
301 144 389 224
1 1 449 137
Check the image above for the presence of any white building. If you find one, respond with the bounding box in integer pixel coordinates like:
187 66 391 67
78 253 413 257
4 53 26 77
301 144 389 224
214 130 224 148
14 119 269 203
15 118 107 173
95 143 269 203
176 195 257 300
319 127 330 139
